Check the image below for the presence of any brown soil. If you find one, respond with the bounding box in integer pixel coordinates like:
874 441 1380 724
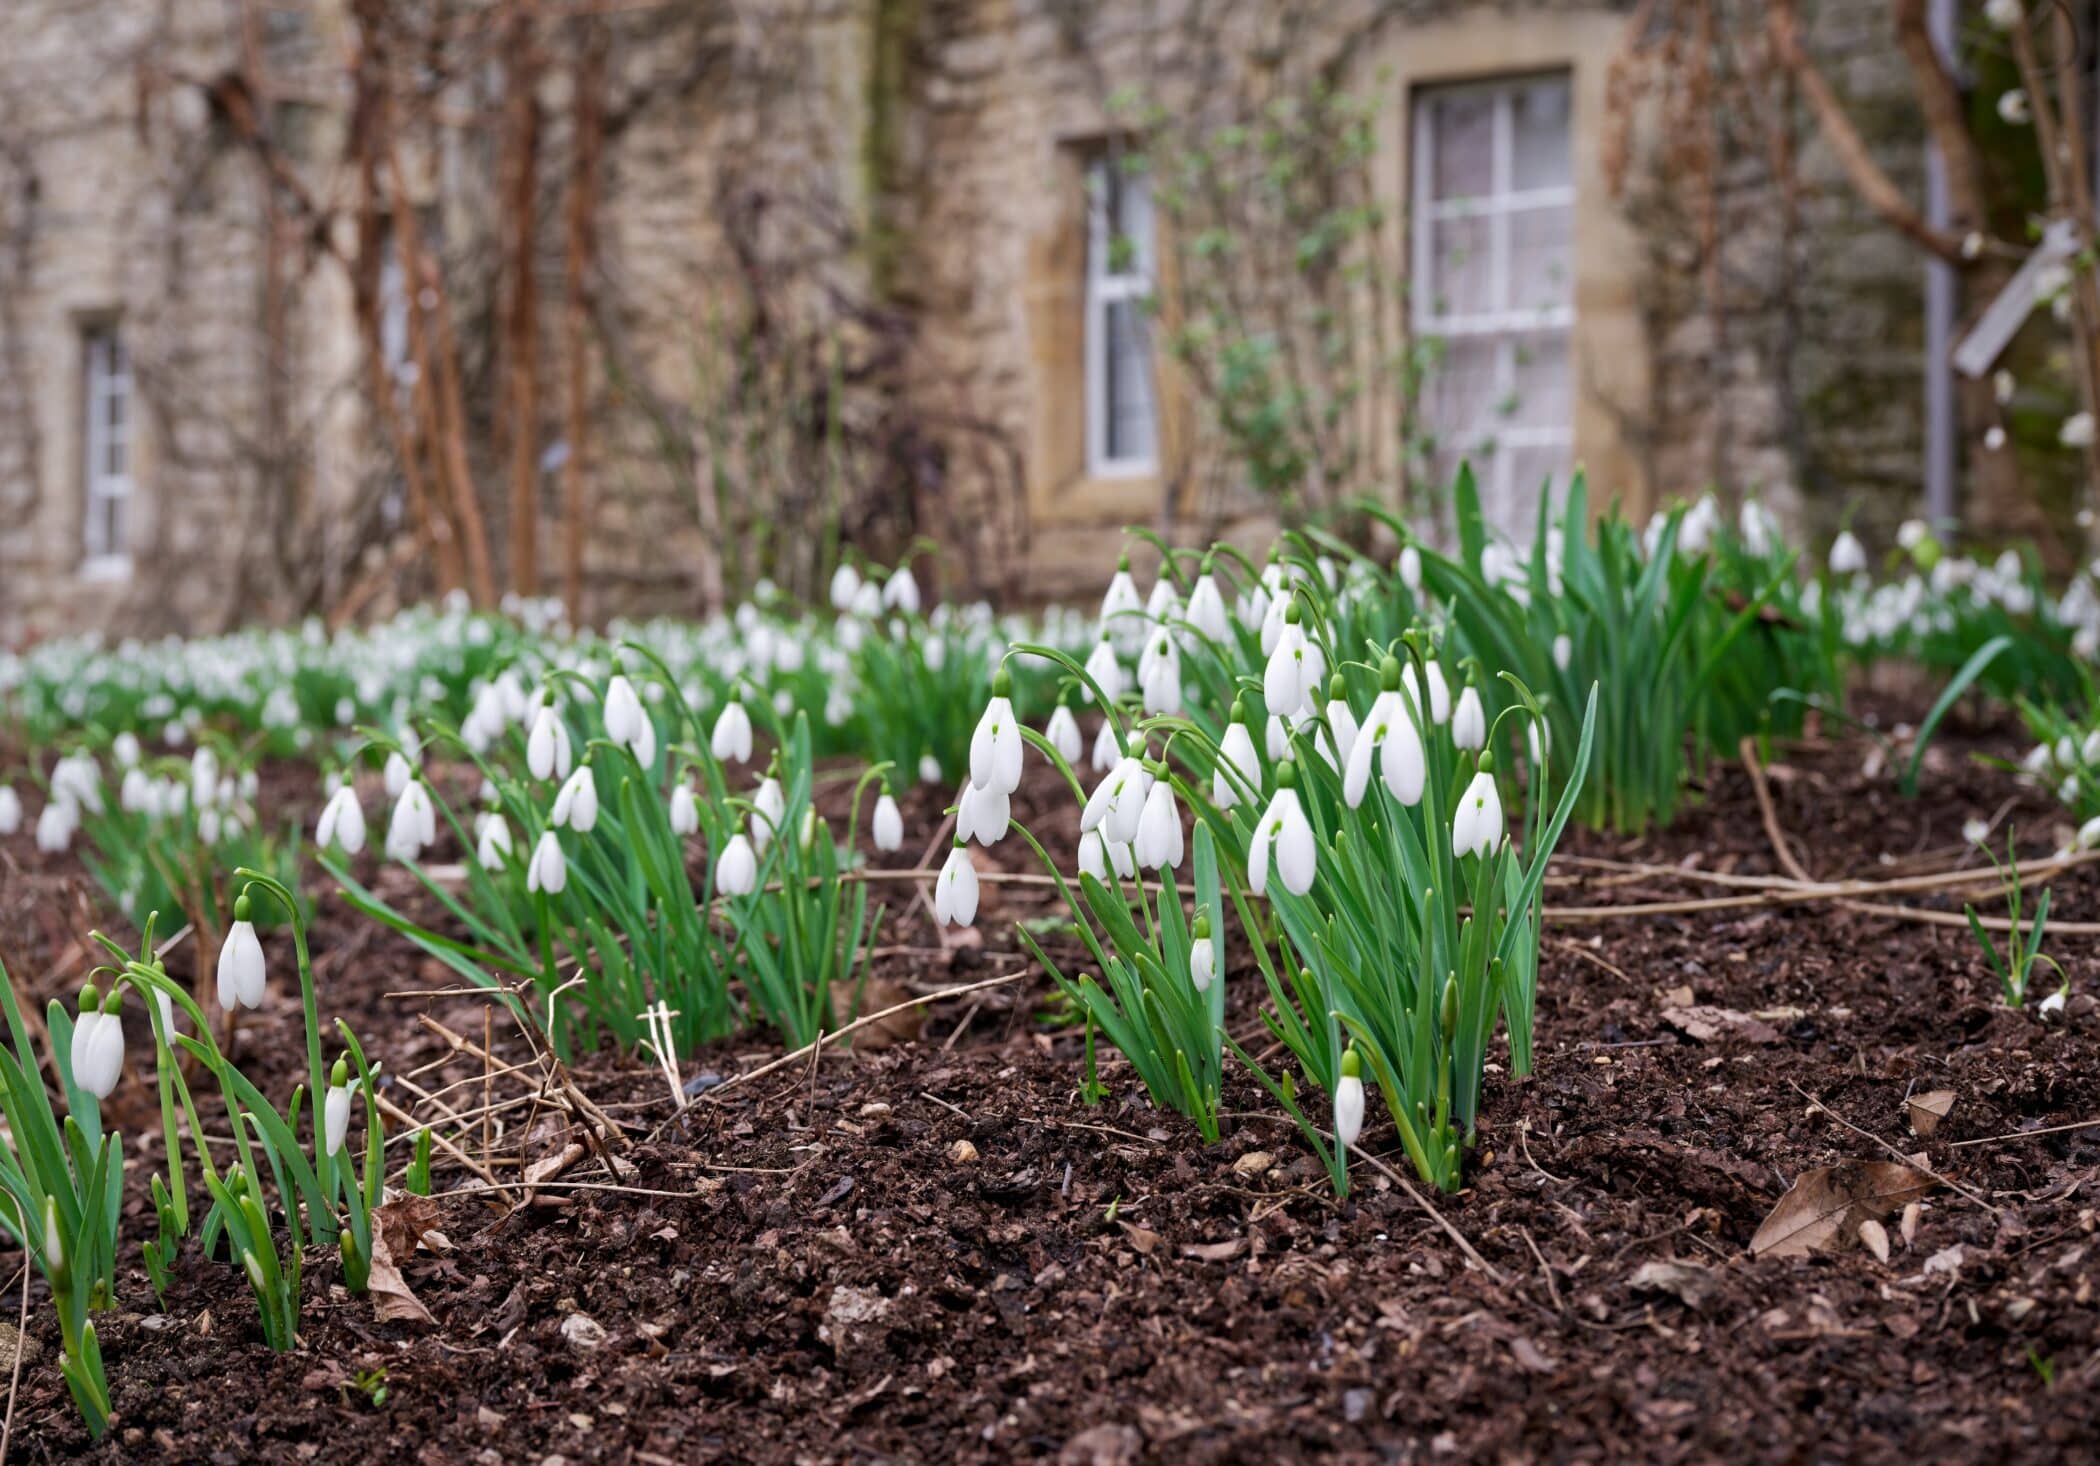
1 708 2097 1463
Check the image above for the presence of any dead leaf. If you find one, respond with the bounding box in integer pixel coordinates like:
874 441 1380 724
840 977 923 1049
947 1138 979 1164
1231 1151 1274 1179
1859 1218 1891 1263
1179 1238 1246 1262
559 1313 608 1351
365 1225 435 1326
1906 1089 1955 1138
1117 1221 1161 1257
375 1194 443 1262
1922 1243 1966 1277
1507 1336 1557 1374
1900 1201 1923 1246
1629 1258 1721 1310
1662 1005 1783 1045
1657 984 1697 1008
1750 1161 1936 1258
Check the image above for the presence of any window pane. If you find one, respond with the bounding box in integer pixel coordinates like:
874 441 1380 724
1104 299 1154 462
1511 335 1570 430
1506 444 1569 528
1510 206 1573 315
1427 215 1493 318
1512 78 1572 191
1424 337 1500 446
1429 90 1495 201
1113 169 1152 275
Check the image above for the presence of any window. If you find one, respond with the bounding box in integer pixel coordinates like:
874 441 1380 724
80 325 134 576
1412 74 1574 532
1086 158 1157 476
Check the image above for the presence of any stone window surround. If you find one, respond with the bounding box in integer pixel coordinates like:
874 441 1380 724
73 309 138 583
1023 11 1650 543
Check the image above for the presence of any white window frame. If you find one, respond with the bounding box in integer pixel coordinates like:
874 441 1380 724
80 325 134 580
1084 157 1158 479
1411 74 1576 520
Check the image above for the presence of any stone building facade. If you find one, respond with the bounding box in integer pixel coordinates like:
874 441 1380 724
0 1 2007 639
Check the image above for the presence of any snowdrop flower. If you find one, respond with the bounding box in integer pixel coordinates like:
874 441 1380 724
2062 412 2095 449
1081 754 1152 846
1399 544 1422 593
2039 987 2067 1018
669 783 701 837
1986 0 2023 29
526 830 568 895
1345 657 1428 808
1985 425 2007 452
1265 713 1291 762
1100 555 1146 655
527 703 573 781
1248 762 1316 897
50 753 101 814
78 991 125 1100
1994 368 2016 405
715 832 758 896
323 1057 357 1157
121 766 152 814
1138 632 1183 715
1263 601 1324 717
552 764 600 833
1998 88 2030 125
712 698 754 765
384 748 412 799
0 785 18 835
935 840 979 926
883 565 921 615
830 561 863 611
1144 576 1180 631
1828 530 1867 576
190 747 221 812
1133 774 1184 871
970 669 1024 795
1552 633 1573 671
1738 499 1778 556
1090 718 1121 773
1213 703 1262 809
956 779 1011 845
603 668 644 747
476 813 515 869
1316 675 1359 771
385 779 437 862
1045 703 1083 765
316 784 366 855
1078 828 1111 881
1451 757 1506 860
872 790 904 852
749 773 787 852
70 985 105 1091
1451 682 1487 751
2077 814 2100 851
918 753 943 785
1185 569 1230 643
1334 1048 1365 1149
35 799 77 853
1189 912 1216 992
1083 634 1127 705
218 897 267 1010
113 732 141 768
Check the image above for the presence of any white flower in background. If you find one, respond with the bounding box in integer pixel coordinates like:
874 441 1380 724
712 698 754 765
1138 633 1183 715
1962 231 1985 260
1045 704 1083 765
1962 817 1990 846
1214 706 1262 809
670 783 701 837
1738 499 1778 556
830 562 863 611
50 752 101 814
872 791 904 852
526 830 568 895
970 671 1024 795
1897 519 1932 551
935 841 980 926
883 565 922 615
1185 570 1230 643
1078 828 1111 881
750 774 787 852
1985 425 2007 452
113 732 141 768
1451 760 1507 860
2076 814 2100 850
1144 576 1180 632
190 746 220 812
1133 776 1184 871
2062 412 2095 449
1090 718 1121 773
918 753 943 784
528 704 573 781
715 832 757 896
1986 0 2023 29
1265 713 1291 762
1263 603 1324 717
1189 912 1216 992
1100 556 1146 655
0 785 19 835
1828 530 1867 576
316 784 366 855
956 779 1011 845
475 813 515 869
1334 1048 1365 1148
1994 369 2016 405
35 799 77 853
1998 88 2030 125
552 764 600 833
1083 635 1127 705
1258 582 1291 655
1316 677 1359 771
218 900 267 1010
1345 662 1428 809
1451 683 1487 751
1249 765 1316 897
198 807 224 846
121 766 152 814
1552 633 1573 670
1399 544 1422 593
1081 754 1152 847
384 748 412 798
1401 660 1452 726
603 670 644 747
385 780 437 862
